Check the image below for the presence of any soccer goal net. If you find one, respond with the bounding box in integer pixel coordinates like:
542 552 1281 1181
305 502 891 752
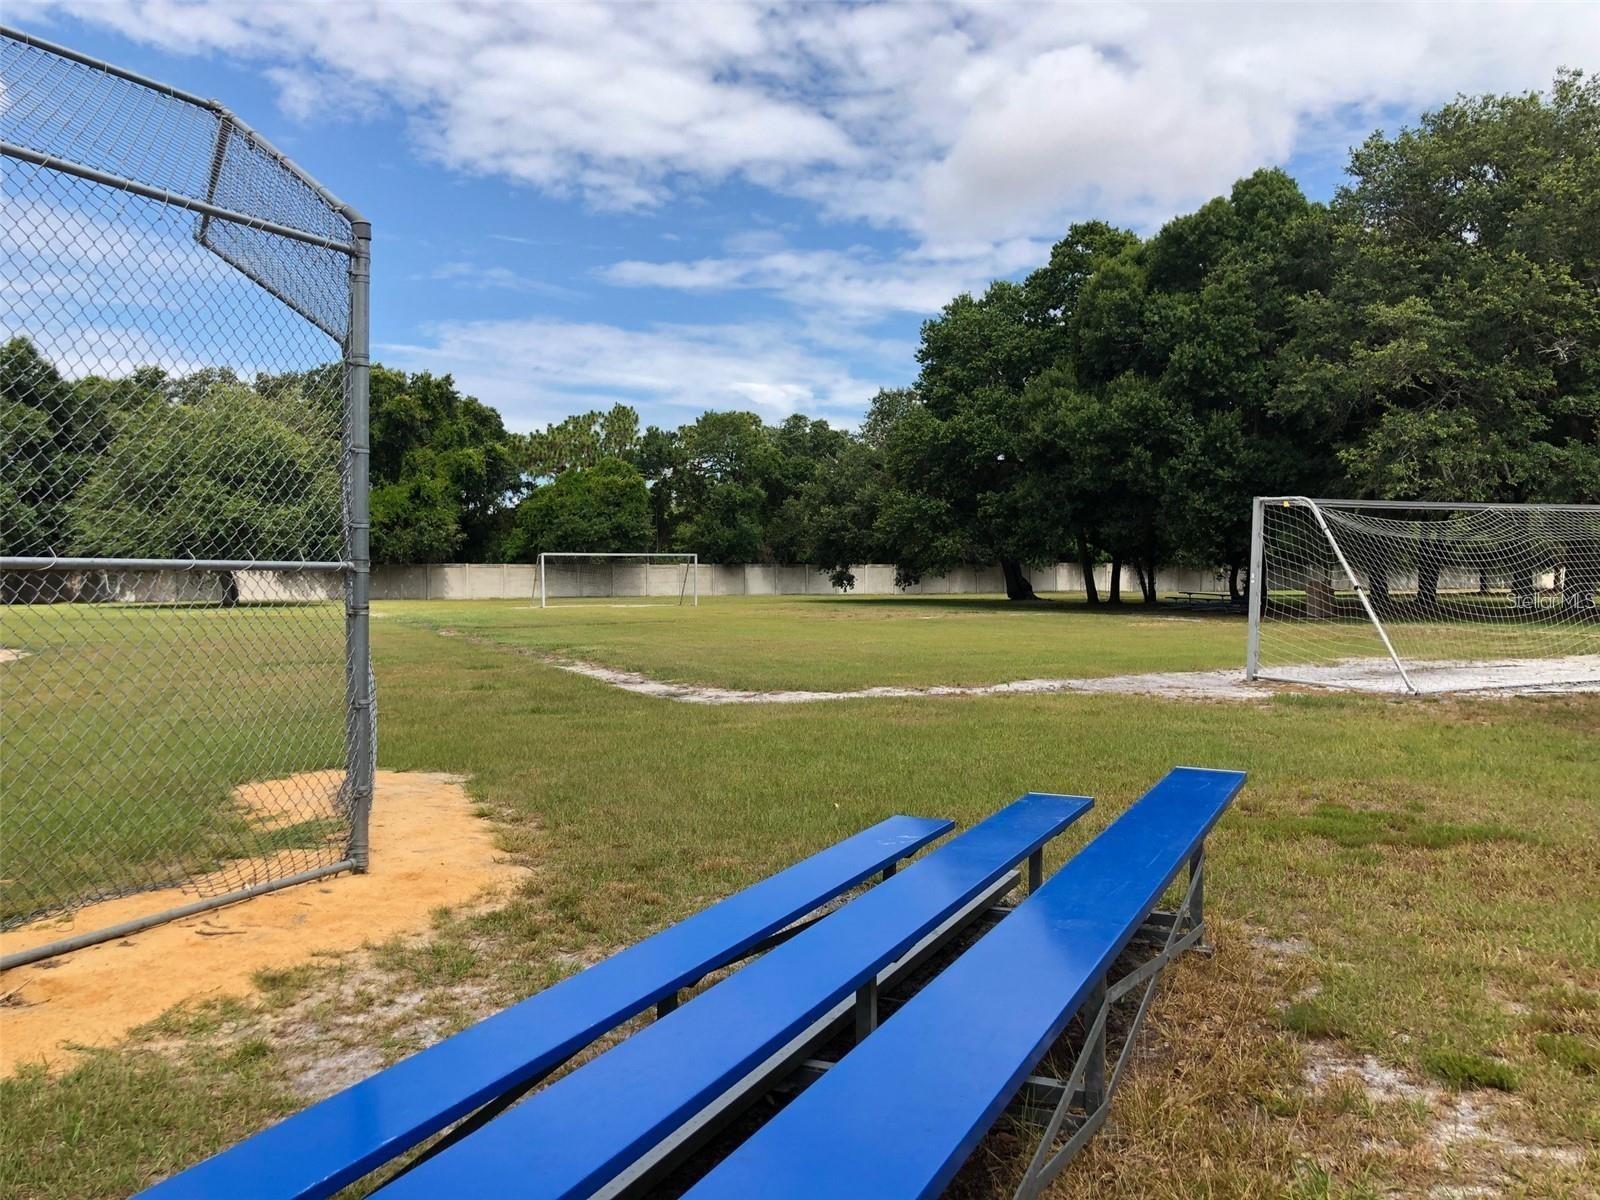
536 553 698 608
1246 498 1600 694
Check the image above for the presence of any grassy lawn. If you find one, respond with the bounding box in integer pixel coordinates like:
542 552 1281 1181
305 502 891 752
379 594 1247 691
0 602 349 925
2 596 1597 1198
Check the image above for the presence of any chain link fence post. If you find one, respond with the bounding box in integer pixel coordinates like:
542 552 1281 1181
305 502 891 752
344 215 374 872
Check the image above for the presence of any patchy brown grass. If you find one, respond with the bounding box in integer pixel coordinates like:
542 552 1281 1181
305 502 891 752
2 603 1596 1198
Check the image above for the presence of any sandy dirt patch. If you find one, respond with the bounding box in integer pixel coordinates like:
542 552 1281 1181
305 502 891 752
547 655 1269 703
1303 1046 1588 1182
232 769 342 831
0 770 523 1075
1259 654 1600 695
0 647 30 663
544 652 1597 705
439 630 1595 702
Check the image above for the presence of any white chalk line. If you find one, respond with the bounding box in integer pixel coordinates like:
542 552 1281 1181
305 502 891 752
543 658 1266 704
434 630 1598 705
431 627 1259 703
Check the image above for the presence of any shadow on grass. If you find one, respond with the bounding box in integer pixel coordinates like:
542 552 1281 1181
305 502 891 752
791 593 1247 622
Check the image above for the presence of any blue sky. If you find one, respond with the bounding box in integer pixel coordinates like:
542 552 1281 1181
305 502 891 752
9 2 1597 433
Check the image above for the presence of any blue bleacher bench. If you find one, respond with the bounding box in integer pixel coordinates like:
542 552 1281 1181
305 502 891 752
684 765 1246 1200
137 814 953 1199
140 766 1243 1199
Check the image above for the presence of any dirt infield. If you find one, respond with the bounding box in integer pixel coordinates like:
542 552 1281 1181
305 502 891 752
0 770 523 1075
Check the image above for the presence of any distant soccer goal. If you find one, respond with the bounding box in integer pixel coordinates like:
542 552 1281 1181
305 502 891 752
536 553 699 608
1246 498 1600 694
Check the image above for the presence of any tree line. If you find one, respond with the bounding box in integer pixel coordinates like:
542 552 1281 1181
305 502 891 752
4 73 1595 601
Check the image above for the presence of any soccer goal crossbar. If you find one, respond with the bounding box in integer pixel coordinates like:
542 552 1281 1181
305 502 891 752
536 553 699 608
1246 497 1600 695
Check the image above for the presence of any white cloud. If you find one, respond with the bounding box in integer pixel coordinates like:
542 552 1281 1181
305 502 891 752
16 1 1597 243
1 191 338 372
12 0 1599 419
597 234 1048 316
423 261 584 300
377 317 894 430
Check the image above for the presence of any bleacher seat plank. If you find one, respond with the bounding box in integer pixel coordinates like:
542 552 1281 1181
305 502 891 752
683 766 1246 1200
381 792 1092 1200
137 814 952 1200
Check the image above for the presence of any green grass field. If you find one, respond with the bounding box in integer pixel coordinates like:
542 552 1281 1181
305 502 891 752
3 595 1597 1198
0 603 349 925
386 595 1247 690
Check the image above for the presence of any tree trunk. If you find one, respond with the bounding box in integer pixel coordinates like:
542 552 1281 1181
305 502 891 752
220 570 240 609
1108 557 1123 605
1227 563 1242 604
1000 558 1036 601
1077 533 1099 605
1133 561 1157 603
1368 563 1390 613
1565 549 1598 611
1416 536 1441 614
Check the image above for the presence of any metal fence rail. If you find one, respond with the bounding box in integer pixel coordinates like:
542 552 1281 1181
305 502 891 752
0 26 372 966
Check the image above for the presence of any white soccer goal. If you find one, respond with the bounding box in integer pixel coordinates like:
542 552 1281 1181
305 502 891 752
1246 498 1600 694
536 553 698 608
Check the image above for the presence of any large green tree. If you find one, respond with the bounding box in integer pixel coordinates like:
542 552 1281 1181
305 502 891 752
875 281 1065 599
1285 70 1600 504
368 367 521 563
0 338 152 563
522 405 641 478
70 372 342 605
504 457 653 559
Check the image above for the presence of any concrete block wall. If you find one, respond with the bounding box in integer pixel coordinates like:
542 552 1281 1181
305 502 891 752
50 568 343 604
369 561 1234 600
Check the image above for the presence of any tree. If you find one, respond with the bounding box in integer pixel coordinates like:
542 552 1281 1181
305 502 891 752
671 411 778 563
1293 70 1600 506
504 457 653 559
794 438 890 589
878 282 1064 600
1017 369 1189 603
70 372 341 602
1 338 77 559
632 424 686 550
367 367 522 562
522 404 641 478
1 337 152 565
675 480 766 563
1151 170 1336 594
764 414 851 563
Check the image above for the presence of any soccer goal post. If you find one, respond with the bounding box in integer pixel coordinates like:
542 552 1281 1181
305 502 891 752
1246 497 1600 694
536 553 699 608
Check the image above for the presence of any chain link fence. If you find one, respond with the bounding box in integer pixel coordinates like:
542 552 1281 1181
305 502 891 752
1 27 373 959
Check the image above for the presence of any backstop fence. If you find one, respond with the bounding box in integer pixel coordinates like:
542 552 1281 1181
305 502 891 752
0 27 373 965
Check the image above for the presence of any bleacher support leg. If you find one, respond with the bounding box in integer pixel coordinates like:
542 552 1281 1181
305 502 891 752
1027 848 1044 894
854 977 878 1043
1188 845 1211 956
656 991 680 1019
1012 860 1209 1200
1081 978 1107 1111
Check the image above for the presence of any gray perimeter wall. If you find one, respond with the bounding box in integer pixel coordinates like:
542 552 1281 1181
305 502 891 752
371 561 1233 600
